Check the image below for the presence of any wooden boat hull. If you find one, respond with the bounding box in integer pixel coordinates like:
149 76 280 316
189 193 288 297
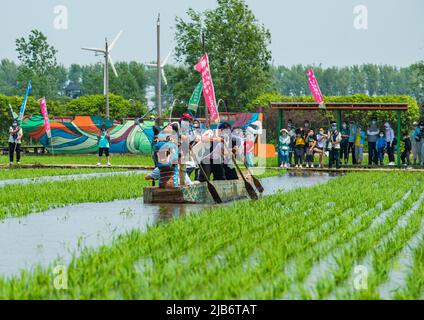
143 180 250 204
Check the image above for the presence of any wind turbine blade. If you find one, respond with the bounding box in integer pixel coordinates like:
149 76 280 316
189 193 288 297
161 49 173 67
109 30 123 52
161 68 168 86
109 55 118 77
82 47 105 53
145 63 158 68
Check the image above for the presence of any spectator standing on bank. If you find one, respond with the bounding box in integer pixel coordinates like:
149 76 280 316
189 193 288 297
367 117 380 166
385 122 395 166
348 121 357 164
328 121 341 169
340 122 350 165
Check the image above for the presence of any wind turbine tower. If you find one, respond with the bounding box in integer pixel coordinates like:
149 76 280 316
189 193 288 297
82 30 123 119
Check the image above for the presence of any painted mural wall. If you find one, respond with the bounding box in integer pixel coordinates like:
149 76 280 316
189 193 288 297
22 114 262 154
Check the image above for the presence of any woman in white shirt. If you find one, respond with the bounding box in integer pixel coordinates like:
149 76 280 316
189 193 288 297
8 119 23 165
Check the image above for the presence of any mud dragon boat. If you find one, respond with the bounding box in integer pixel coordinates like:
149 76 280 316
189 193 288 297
143 179 250 204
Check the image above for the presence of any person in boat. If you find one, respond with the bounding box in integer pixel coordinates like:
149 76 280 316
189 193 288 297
147 123 180 188
220 122 238 180
97 124 111 167
328 121 342 169
189 119 203 181
178 113 195 186
8 118 23 165
316 127 327 168
279 129 291 168
151 116 163 167
197 123 225 182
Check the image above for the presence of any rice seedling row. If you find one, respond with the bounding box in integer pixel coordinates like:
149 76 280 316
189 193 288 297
0 168 126 181
291 186 418 299
0 172 422 300
314 183 424 299
0 174 151 219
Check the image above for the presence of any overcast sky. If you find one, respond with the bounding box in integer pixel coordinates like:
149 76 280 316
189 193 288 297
1 0 423 68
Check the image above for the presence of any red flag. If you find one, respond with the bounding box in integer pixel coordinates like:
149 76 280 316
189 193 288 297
194 53 220 123
38 97 51 138
307 69 325 107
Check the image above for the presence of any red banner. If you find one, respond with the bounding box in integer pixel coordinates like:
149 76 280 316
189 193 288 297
307 69 325 106
38 97 51 138
194 53 219 123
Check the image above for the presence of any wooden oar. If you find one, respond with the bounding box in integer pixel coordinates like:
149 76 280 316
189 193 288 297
232 154 258 200
243 163 264 194
190 150 223 204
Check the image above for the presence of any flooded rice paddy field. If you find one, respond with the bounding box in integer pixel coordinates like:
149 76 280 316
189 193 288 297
0 169 423 300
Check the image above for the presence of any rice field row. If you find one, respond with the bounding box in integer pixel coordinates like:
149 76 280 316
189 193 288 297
0 172 422 299
0 168 126 181
0 173 151 220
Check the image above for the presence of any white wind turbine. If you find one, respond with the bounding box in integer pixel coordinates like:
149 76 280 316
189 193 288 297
82 30 123 119
145 49 173 87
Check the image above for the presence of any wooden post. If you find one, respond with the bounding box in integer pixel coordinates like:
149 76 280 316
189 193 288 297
337 110 342 131
397 111 401 168
278 109 283 166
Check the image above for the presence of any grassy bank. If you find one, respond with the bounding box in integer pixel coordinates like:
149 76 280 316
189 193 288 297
0 154 154 166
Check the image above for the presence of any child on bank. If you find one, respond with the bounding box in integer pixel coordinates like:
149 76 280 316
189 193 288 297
376 131 386 166
305 130 317 168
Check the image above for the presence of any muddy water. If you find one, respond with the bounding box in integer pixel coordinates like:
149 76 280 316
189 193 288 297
0 170 149 188
0 173 332 278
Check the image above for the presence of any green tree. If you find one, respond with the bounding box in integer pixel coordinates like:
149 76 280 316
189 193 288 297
0 59 18 96
15 30 66 98
175 0 272 112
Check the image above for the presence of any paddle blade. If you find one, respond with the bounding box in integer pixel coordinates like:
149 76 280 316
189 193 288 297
207 182 223 204
245 181 259 200
252 175 264 193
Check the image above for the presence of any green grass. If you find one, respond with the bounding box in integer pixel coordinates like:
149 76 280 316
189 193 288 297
0 168 126 181
1 172 423 299
0 173 151 219
0 154 154 166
